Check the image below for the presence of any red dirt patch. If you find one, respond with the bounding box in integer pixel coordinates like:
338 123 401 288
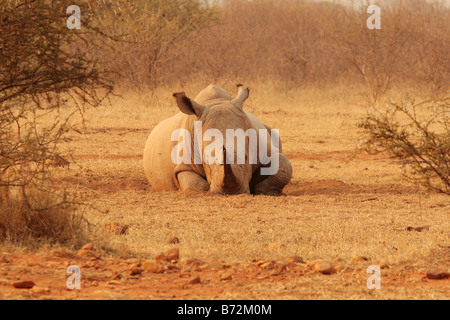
0 251 447 300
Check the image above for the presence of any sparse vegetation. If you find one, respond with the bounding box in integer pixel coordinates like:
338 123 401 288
0 0 113 246
0 192 89 248
359 97 450 195
0 0 449 300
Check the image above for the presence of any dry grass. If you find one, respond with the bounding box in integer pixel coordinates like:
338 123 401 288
2 82 449 299
56 83 449 267
0 193 89 249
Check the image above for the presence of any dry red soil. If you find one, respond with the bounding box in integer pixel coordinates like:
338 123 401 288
1 250 448 300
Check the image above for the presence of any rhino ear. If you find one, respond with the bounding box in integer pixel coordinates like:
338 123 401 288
232 84 249 110
173 92 205 118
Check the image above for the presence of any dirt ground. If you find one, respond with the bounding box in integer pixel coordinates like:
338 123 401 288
0 249 449 300
1 85 449 300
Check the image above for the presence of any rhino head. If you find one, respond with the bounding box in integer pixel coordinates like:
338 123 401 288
173 85 253 194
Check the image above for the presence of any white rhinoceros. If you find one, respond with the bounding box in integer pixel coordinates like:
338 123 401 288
143 84 292 195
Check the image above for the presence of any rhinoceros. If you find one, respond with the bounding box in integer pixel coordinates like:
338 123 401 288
143 84 292 195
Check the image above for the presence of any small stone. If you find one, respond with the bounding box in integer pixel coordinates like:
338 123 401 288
167 236 180 244
129 267 143 276
351 256 369 263
187 275 201 285
426 269 450 280
77 243 97 258
30 286 50 294
315 263 337 275
260 261 275 270
307 259 329 267
184 259 203 266
220 273 232 281
156 248 179 262
165 248 180 261
287 256 305 264
143 261 164 273
13 281 35 289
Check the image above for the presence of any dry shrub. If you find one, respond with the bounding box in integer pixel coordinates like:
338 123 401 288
88 0 218 89
359 96 450 194
0 191 89 248
0 0 114 247
100 0 448 98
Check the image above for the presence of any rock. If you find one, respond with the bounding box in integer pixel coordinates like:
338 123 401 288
183 259 204 266
307 259 330 267
351 256 369 263
165 248 180 260
167 236 180 244
315 263 337 275
77 243 97 258
143 261 164 273
129 267 143 276
31 286 50 294
187 275 201 285
286 256 305 264
426 269 450 280
12 281 35 289
220 273 232 281
156 248 179 262
260 261 275 270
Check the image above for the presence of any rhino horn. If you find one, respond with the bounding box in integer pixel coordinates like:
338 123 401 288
221 147 240 191
232 84 249 109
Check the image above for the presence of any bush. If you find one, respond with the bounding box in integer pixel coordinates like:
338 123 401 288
359 97 450 194
0 0 113 246
0 192 89 248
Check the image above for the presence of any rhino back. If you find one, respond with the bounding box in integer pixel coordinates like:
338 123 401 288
143 113 188 191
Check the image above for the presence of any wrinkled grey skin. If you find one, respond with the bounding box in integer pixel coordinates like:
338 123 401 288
143 84 292 195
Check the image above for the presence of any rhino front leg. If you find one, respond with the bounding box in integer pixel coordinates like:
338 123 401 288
177 171 210 192
251 153 292 195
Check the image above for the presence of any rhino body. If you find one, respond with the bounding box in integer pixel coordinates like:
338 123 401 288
143 84 292 195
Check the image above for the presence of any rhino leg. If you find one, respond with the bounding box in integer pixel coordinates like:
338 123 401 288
177 171 210 192
251 153 292 196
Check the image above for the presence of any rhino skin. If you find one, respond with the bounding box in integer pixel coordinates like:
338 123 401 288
143 84 292 195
